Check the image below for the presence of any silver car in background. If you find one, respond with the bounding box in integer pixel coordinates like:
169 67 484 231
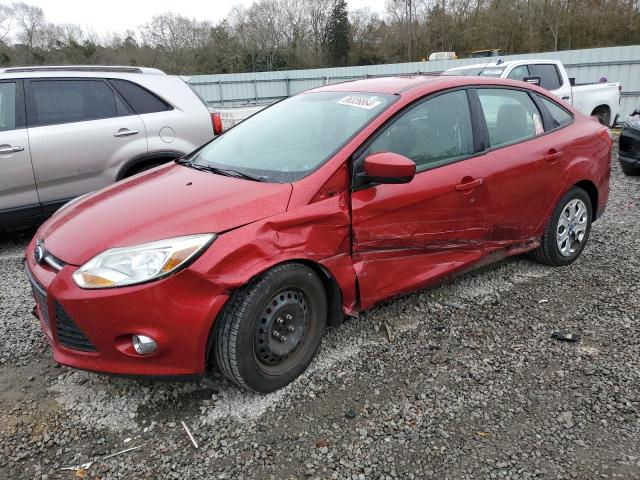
0 66 216 229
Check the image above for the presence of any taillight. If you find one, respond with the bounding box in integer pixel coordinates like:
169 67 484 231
211 113 223 135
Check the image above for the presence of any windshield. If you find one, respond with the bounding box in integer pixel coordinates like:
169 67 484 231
443 67 505 78
188 91 395 183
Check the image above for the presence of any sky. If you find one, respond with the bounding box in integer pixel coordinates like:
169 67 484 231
22 0 388 37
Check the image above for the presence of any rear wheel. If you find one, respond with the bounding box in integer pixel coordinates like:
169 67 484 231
529 187 592 267
591 106 610 127
213 263 327 392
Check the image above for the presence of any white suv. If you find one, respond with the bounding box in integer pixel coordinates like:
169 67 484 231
0 66 216 229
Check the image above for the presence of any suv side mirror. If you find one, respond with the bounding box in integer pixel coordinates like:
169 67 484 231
363 152 416 184
523 76 541 86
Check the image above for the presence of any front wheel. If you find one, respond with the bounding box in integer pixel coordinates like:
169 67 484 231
213 263 327 392
529 187 592 267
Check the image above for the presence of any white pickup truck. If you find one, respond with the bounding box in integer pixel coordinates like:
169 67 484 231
445 59 621 126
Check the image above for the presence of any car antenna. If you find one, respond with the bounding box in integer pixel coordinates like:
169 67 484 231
476 61 492 77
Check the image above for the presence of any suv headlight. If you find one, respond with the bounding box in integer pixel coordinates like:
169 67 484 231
72 234 215 289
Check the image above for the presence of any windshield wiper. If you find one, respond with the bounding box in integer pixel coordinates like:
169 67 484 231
177 159 265 182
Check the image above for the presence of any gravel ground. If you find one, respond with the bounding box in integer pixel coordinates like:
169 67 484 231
1 140 639 480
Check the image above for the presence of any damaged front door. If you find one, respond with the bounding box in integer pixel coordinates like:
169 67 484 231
350 89 491 309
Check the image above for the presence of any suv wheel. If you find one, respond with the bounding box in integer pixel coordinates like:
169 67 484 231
530 187 592 267
213 263 327 392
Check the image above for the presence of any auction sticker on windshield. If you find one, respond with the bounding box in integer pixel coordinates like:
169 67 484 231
337 95 383 110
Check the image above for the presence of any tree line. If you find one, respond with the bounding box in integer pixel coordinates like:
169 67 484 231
0 0 639 75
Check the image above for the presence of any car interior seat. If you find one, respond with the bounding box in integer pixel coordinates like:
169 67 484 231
495 103 532 146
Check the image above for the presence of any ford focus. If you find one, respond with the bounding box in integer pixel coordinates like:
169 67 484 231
24 76 611 392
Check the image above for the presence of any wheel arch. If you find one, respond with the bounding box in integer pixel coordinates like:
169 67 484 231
204 258 345 371
116 150 185 180
573 179 598 220
590 104 611 125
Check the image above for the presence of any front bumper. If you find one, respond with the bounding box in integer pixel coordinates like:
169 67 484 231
24 241 229 377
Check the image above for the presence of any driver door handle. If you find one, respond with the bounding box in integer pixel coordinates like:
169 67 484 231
0 145 24 154
455 177 484 192
114 128 139 138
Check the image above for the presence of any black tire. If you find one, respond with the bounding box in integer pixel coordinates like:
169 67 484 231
213 263 327 392
529 187 592 267
620 163 640 176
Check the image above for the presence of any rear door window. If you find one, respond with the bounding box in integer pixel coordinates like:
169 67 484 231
530 64 562 90
538 95 573 128
109 79 172 114
477 88 543 147
28 79 131 126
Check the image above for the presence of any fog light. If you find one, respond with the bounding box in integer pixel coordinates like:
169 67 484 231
132 335 157 355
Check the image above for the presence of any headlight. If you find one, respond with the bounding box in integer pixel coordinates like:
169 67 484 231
72 234 215 289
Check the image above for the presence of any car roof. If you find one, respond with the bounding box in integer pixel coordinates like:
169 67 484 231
308 74 545 96
446 59 560 72
0 65 165 79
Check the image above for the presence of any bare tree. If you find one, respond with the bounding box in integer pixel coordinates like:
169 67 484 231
12 2 45 62
0 4 13 43
141 13 210 73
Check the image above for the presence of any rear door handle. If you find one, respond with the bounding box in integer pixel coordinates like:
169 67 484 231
455 177 484 192
114 128 139 137
544 151 563 162
0 145 24 154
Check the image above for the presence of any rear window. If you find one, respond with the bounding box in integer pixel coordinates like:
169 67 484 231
29 79 130 126
109 79 172 114
538 95 573 128
530 64 562 91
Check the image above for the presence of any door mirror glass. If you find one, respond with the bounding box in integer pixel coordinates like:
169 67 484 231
522 76 541 86
363 152 416 184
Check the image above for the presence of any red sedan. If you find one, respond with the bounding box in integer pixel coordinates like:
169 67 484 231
25 76 611 392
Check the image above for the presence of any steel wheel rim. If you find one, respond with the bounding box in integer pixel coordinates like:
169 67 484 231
254 288 309 373
556 198 588 257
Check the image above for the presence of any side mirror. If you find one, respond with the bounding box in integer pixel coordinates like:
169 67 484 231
523 76 541 86
363 152 416 184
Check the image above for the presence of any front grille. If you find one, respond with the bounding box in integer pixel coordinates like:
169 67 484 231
54 301 98 352
25 266 50 327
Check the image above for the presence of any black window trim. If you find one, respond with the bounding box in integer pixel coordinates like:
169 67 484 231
24 77 136 128
351 86 486 192
0 78 26 131
107 78 174 114
532 92 575 133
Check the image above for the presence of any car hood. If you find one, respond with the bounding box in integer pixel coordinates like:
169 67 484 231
38 163 293 265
